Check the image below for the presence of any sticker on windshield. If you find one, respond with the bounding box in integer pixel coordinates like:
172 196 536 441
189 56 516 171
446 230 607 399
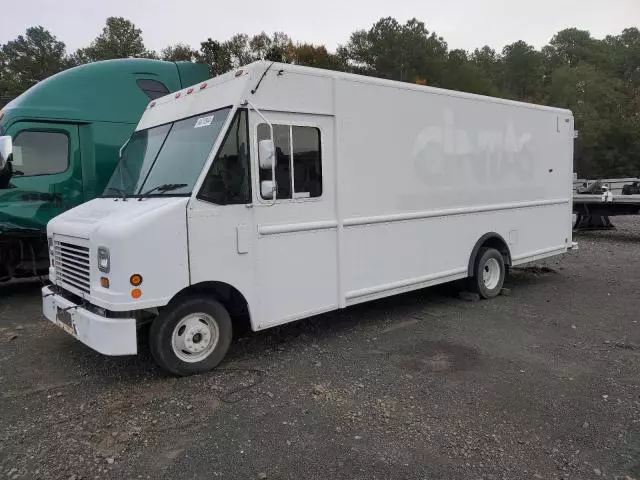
194 115 214 128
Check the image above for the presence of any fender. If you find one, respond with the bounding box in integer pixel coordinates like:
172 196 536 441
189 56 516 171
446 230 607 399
467 233 512 277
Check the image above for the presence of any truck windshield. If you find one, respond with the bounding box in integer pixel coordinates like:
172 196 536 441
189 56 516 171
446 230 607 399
103 107 232 197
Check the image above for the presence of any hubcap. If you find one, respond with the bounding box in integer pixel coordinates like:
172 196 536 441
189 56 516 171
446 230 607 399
171 313 219 363
482 258 501 290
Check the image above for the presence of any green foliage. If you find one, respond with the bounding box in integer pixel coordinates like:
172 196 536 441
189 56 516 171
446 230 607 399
0 26 72 104
199 38 232 76
443 49 497 96
341 17 448 85
604 27 640 87
75 17 151 62
249 32 291 63
161 43 197 62
501 41 544 101
289 44 344 70
545 28 606 69
1 17 639 178
199 32 292 75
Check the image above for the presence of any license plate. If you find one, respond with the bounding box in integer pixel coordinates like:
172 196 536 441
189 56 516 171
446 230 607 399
56 308 76 336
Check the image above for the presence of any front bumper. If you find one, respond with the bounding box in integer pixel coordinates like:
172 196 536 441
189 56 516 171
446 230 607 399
42 286 137 355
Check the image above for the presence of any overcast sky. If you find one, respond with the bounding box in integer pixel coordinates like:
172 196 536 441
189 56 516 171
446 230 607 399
1 0 638 54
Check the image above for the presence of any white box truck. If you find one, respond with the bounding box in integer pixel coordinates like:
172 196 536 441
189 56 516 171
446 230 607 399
41 61 575 375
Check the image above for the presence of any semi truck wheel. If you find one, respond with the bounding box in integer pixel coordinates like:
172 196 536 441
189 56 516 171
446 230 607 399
572 214 581 229
149 297 232 376
470 247 505 299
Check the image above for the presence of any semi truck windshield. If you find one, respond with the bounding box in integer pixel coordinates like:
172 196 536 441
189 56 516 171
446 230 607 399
103 107 232 197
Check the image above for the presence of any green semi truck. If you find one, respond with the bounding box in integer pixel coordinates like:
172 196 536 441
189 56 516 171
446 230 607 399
0 59 210 281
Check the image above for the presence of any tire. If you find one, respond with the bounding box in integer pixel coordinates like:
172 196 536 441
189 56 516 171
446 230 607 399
469 247 505 299
149 296 233 376
572 213 581 230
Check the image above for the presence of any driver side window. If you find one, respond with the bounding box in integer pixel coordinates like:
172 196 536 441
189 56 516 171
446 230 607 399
198 110 251 205
12 131 69 176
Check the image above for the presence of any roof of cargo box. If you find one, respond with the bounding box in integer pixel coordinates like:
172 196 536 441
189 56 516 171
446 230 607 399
243 61 571 115
1 59 209 124
137 60 571 131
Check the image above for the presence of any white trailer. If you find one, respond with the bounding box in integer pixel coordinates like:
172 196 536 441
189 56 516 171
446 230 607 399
40 61 575 375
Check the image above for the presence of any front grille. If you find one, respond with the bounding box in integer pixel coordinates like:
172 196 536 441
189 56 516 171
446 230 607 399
53 240 90 294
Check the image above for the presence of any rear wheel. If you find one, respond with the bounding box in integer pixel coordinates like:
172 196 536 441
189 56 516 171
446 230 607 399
149 297 232 376
469 247 505 299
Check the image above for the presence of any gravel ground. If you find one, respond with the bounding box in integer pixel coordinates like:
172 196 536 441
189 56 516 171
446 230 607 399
1 218 639 480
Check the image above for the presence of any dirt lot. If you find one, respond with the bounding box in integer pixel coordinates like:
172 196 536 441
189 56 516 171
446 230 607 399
1 219 639 480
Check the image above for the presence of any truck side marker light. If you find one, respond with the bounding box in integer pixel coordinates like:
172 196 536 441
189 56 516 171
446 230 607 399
187 88 194 94
175 93 181 98
100 277 110 289
130 274 143 286
200 83 207 90
131 288 142 299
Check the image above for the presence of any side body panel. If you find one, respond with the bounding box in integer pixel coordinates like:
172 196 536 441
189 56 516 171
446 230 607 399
333 78 573 305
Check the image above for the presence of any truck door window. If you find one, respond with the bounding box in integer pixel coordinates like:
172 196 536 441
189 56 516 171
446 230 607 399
292 126 322 198
136 79 170 100
198 109 251 205
12 131 69 176
257 124 322 200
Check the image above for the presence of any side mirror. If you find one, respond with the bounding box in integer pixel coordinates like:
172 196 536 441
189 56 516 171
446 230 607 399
0 136 12 169
261 180 275 199
258 139 275 169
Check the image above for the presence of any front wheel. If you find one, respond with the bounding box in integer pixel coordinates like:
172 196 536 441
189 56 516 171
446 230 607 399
149 297 233 376
469 247 506 299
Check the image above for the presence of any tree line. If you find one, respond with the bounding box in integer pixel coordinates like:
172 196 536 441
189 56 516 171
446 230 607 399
1 16 639 178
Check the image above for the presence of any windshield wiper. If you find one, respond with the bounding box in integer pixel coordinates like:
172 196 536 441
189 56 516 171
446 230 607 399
103 187 127 201
138 183 187 201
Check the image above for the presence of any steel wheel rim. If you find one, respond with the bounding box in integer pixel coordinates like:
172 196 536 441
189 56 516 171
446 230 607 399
171 313 219 363
482 258 501 290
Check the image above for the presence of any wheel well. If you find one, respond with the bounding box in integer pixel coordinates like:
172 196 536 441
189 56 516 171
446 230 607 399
169 281 252 332
467 233 512 276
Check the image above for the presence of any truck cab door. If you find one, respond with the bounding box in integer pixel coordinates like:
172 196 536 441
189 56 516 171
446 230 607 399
250 112 338 329
0 121 82 230
186 109 256 319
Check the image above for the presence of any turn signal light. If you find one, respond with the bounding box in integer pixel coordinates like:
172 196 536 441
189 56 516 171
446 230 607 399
100 277 110 289
131 288 142 299
130 274 143 286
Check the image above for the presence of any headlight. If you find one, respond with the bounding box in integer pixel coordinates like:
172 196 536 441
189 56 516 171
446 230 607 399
97 246 110 273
